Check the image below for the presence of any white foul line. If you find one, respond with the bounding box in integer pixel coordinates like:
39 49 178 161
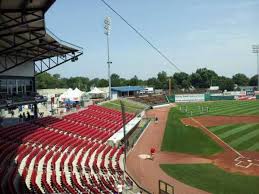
190 117 244 157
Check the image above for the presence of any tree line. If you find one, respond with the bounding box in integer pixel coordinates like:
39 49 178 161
36 68 258 92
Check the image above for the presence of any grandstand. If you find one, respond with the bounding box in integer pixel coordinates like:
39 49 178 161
0 1 145 193
128 94 168 106
0 105 136 193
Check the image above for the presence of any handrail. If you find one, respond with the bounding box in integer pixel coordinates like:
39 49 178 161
125 170 152 194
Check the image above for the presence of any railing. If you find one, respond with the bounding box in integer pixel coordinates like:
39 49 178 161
125 171 152 194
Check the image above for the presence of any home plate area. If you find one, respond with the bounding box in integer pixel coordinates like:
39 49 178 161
235 156 259 168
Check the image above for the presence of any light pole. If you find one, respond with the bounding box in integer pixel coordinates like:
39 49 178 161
104 17 112 99
252 44 259 90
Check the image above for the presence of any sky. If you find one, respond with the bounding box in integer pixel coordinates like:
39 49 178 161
45 0 259 79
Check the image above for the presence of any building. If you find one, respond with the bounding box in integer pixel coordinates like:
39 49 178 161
111 86 145 98
0 0 83 118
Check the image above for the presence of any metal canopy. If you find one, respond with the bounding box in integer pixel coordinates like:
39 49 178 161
0 0 83 75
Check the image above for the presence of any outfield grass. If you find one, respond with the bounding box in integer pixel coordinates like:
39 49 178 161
161 108 223 156
160 164 259 194
101 99 146 113
209 123 259 151
178 100 259 117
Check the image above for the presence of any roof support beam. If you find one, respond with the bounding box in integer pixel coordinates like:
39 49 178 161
0 45 61 74
0 12 43 34
35 51 83 76
0 27 45 38
0 33 45 55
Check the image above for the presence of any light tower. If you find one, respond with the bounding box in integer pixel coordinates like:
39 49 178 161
252 44 259 90
104 17 112 99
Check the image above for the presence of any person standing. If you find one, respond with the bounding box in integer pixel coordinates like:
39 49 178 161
26 111 31 120
116 181 123 194
22 112 26 121
19 113 23 122
150 147 156 160
10 110 14 118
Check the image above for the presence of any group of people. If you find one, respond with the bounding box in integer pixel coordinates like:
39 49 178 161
18 111 31 122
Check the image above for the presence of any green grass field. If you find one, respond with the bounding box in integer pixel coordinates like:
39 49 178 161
161 108 223 156
160 164 259 194
209 123 259 151
178 100 259 117
101 99 146 113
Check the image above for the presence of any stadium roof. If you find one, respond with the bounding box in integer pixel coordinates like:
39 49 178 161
111 86 145 92
0 0 83 75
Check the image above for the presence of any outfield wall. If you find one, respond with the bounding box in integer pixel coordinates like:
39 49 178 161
167 93 257 103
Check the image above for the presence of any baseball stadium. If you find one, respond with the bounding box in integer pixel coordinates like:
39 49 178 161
0 0 259 194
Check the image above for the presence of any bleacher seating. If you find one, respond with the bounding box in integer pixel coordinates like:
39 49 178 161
129 94 168 105
0 105 134 194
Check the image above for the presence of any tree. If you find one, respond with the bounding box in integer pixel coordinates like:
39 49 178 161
129 75 139 86
218 76 234 91
190 73 202 88
249 75 258 86
97 79 108 87
157 71 169 89
111 73 121 86
195 68 218 88
36 72 60 89
157 71 167 83
147 77 157 88
232 73 249 86
173 72 190 89
53 74 61 79
89 78 99 88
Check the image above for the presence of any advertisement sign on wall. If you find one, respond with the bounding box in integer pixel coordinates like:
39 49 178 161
175 94 205 102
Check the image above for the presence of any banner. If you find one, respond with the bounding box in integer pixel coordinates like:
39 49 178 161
175 94 204 102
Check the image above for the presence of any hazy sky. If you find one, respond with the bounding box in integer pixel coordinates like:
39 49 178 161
45 0 259 79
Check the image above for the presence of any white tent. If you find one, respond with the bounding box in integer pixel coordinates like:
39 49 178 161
88 87 106 99
59 88 84 102
59 88 73 101
88 87 105 94
70 88 84 101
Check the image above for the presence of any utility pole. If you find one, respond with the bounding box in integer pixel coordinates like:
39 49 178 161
168 78 172 96
104 17 112 99
252 44 259 90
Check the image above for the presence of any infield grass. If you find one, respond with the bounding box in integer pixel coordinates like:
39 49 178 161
209 123 259 151
160 164 259 194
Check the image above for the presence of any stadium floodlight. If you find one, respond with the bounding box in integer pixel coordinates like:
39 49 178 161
252 44 259 90
104 17 112 99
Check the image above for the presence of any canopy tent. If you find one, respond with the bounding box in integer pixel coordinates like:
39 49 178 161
88 87 105 94
59 88 84 102
88 87 106 99
74 88 84 96
59 88 72 101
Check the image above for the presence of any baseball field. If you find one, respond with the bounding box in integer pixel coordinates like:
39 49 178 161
161 100 259 194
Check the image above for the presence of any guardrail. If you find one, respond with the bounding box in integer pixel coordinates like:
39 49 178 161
125 171 152 194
